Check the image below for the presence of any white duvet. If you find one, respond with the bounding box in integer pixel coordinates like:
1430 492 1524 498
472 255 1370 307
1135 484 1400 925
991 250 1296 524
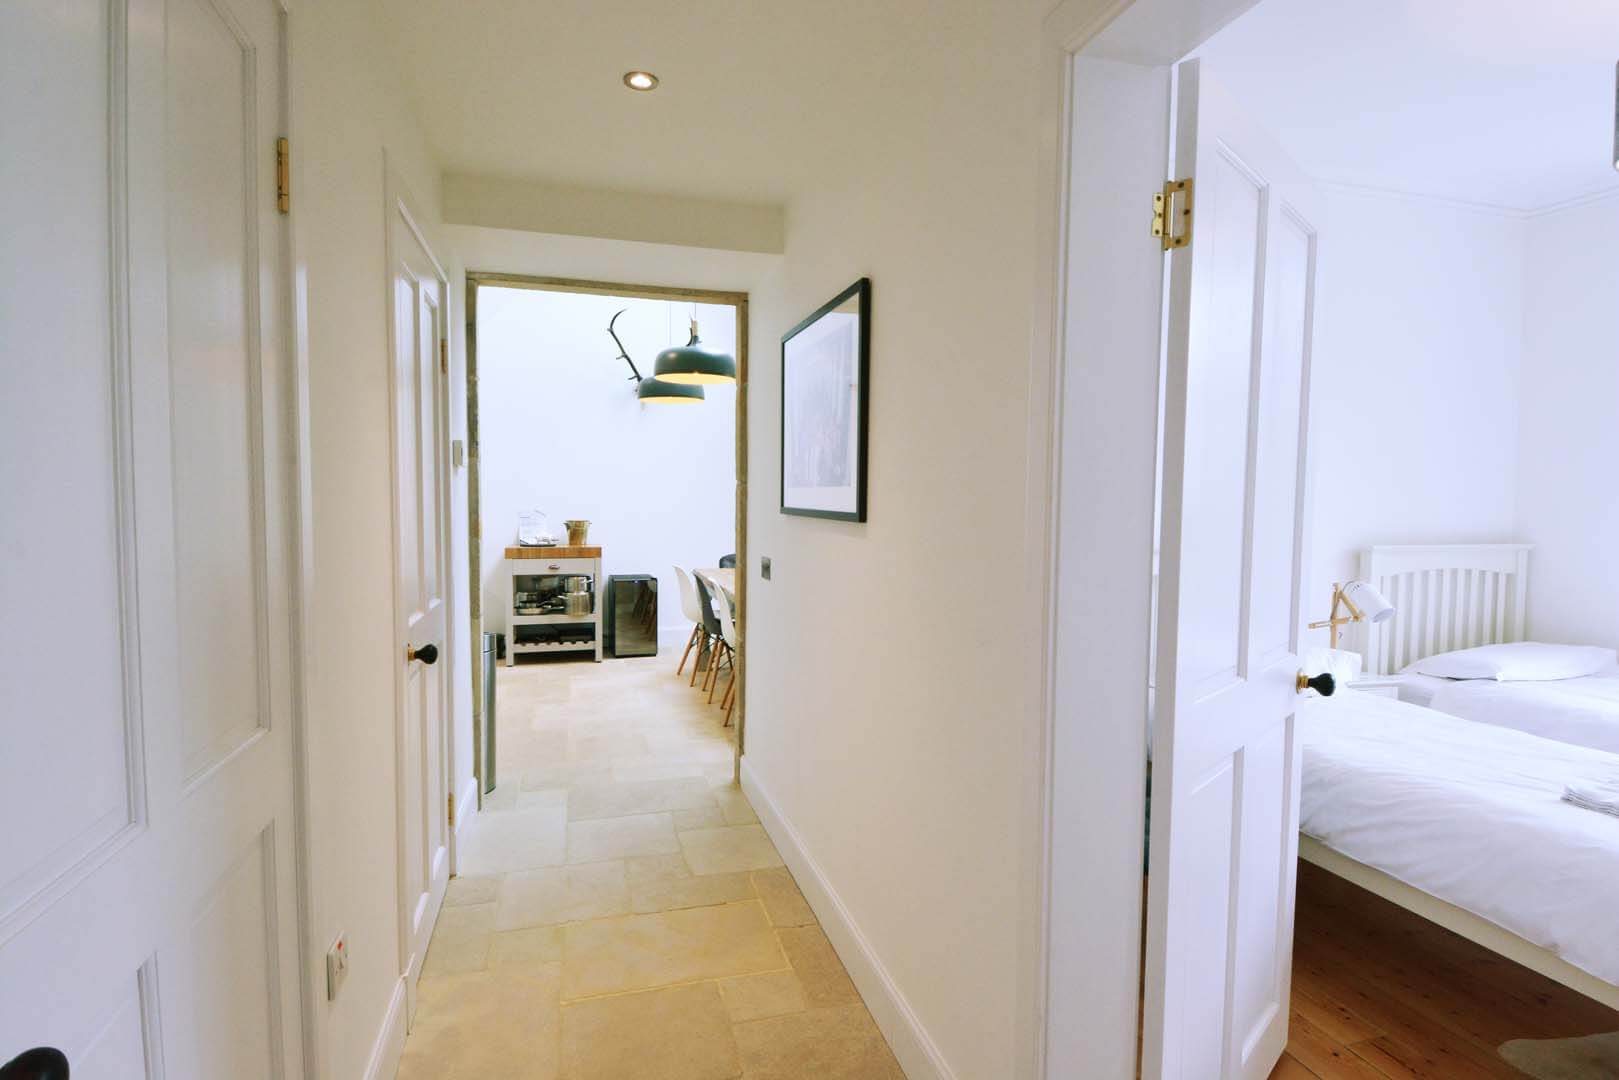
1300 693 1619 987
1428 673 1619 755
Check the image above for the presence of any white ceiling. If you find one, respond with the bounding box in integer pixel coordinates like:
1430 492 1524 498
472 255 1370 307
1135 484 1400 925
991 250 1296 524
1194 0 1619 212
381 1 992 206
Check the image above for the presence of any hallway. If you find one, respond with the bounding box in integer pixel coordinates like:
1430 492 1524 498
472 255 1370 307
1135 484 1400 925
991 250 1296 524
397 655 905 1079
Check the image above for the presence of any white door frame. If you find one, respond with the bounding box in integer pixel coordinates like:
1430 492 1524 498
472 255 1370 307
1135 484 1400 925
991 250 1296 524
1023 0 1267 1077
269 2 323 1077
382 159 457 981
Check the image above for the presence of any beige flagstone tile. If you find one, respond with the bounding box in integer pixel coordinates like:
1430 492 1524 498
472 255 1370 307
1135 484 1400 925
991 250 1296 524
488 925 564 969
711 783 759 825
566 812 681 862
420 902 495 978
671 804 728 831
444 874 502 908
718 969 808 1023
631 870 755 914
732 1005 905 1080
777 925 861 1008
678 824 784 875
560 982 740 1080
396 967 562 1080
752 868 817 927
567 775 716 821
495 860 629 930
560 900 785 998
458 805 567 875
624 853 693 888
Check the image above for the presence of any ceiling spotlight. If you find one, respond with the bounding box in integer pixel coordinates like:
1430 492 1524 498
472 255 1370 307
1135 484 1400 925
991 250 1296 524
623 70 659 92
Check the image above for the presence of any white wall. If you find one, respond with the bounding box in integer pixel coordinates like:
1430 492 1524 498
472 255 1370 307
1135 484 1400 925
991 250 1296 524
1304 188 1525 629
1515 194 1619 649
477 287 737 647
737 5 1051 1078
289 2 445 1076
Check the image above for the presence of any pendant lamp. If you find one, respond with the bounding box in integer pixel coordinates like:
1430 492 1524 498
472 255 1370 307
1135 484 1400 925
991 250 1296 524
636 377 704 403
653 317 736 385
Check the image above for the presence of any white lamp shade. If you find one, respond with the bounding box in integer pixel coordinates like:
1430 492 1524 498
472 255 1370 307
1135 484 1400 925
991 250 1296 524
1342 580 1394 624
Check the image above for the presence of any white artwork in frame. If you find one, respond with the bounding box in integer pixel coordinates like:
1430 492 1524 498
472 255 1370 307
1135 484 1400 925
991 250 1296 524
780 278 870 521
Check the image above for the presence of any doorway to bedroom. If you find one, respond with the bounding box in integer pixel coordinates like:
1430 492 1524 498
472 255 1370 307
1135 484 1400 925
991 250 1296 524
1045 0 1619 1075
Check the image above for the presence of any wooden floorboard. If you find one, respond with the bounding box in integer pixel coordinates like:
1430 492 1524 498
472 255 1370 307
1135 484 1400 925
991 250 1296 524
1270 861 1619 1079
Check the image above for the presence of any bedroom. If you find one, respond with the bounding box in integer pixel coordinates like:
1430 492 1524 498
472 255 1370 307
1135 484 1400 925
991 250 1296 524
1198 1 1619 1075
1050 0 1619 1076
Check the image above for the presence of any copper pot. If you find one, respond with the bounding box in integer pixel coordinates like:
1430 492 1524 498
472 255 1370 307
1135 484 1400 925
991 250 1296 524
563 519 591 546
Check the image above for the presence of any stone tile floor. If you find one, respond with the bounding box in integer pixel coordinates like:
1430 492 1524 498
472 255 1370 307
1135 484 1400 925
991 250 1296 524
397 654 906 1080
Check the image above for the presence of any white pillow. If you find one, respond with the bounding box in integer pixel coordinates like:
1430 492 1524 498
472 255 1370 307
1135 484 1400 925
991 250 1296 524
1404 642 1617 682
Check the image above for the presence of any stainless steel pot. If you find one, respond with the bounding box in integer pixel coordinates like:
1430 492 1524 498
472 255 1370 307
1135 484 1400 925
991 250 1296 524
560 575 591 593
563 592 592 617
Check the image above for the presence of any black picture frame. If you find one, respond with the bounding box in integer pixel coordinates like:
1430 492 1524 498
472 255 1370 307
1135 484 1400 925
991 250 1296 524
780 278 871 522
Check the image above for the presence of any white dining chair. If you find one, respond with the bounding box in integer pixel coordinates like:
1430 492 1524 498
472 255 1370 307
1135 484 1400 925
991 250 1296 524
712 585 740 724
673 567 708 677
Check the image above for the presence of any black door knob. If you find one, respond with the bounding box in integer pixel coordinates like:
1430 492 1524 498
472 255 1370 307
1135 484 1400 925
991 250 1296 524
408 643 439 665
1 1048 69 1080
1295 671 1336 697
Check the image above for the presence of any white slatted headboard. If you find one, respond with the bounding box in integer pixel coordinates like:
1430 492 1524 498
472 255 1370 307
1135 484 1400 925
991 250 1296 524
1356 544 1532 676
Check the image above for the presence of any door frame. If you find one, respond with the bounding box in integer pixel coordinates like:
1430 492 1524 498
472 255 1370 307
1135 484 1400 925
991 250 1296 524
383 161 457 979
1025 0 1267 1077
272 1 323 1076
462 272 751 795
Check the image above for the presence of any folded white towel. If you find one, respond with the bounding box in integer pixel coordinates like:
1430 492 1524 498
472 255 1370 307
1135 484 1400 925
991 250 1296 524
1563 779 1619 817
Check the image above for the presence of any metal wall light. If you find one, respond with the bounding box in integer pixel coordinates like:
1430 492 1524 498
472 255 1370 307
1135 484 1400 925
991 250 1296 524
608 309 706 403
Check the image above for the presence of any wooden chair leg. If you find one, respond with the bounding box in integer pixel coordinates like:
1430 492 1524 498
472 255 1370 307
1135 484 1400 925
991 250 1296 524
691 633 707 686
724 683 736 726
708 643 726 703
676 624 700 676
721 666 735 710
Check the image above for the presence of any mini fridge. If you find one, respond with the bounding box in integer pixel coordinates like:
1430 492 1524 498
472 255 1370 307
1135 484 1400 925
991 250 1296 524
606 575 658 657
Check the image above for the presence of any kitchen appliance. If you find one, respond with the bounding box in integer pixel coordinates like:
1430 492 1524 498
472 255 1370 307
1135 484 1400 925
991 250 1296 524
606 575 658 657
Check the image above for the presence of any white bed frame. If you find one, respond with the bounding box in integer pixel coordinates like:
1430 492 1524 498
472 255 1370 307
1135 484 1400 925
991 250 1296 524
1354 543 1531 676
1302 542 1619 1011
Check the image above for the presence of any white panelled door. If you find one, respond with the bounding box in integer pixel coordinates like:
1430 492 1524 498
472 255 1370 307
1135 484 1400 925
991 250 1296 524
1 0 305 1076
387 192 452 1023
1143 59 1322 1080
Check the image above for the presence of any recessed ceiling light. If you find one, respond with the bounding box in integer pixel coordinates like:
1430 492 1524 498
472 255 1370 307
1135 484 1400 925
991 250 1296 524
623 70 659 92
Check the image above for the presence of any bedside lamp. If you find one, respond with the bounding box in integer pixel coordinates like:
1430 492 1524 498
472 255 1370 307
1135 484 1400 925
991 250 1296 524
1308 580 1394 649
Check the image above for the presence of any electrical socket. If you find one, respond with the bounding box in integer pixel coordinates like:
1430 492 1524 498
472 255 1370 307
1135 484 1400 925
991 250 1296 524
760 556 771 580
326 933 349 1001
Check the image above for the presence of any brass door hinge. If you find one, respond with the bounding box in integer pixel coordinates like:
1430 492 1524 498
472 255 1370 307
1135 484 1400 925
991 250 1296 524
447 792 456 828
440 338 448 376
275 137 290 214
1151 178 1193 250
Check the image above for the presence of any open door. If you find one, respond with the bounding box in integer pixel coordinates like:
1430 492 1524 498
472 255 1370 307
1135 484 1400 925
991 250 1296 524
1143 58 1322 1079
387 184 453 1023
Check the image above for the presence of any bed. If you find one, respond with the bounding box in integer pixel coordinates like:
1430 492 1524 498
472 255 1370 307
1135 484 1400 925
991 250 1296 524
1427 672 1619 755
1300 691 1619 1008
1298 542 1619 1009
1349 542 1619 754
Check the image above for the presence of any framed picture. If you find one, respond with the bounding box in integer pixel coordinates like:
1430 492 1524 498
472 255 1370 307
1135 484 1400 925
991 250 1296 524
780 278 870 521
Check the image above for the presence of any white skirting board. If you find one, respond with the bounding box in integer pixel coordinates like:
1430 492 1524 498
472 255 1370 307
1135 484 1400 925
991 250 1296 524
740 760 957 1080
363 976 408 1080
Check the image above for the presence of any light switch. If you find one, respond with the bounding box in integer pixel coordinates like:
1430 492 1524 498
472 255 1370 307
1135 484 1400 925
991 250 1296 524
452 439 465 468
760 556 771 581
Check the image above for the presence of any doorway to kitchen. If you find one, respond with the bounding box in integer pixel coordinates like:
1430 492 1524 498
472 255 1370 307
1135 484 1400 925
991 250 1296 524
464 273 750 806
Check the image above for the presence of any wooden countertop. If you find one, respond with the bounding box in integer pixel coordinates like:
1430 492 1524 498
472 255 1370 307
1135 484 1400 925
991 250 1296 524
506 545 602 559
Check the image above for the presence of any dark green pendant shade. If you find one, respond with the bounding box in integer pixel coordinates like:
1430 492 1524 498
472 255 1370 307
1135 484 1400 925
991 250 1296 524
653 320 737 385
637 376 705 403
